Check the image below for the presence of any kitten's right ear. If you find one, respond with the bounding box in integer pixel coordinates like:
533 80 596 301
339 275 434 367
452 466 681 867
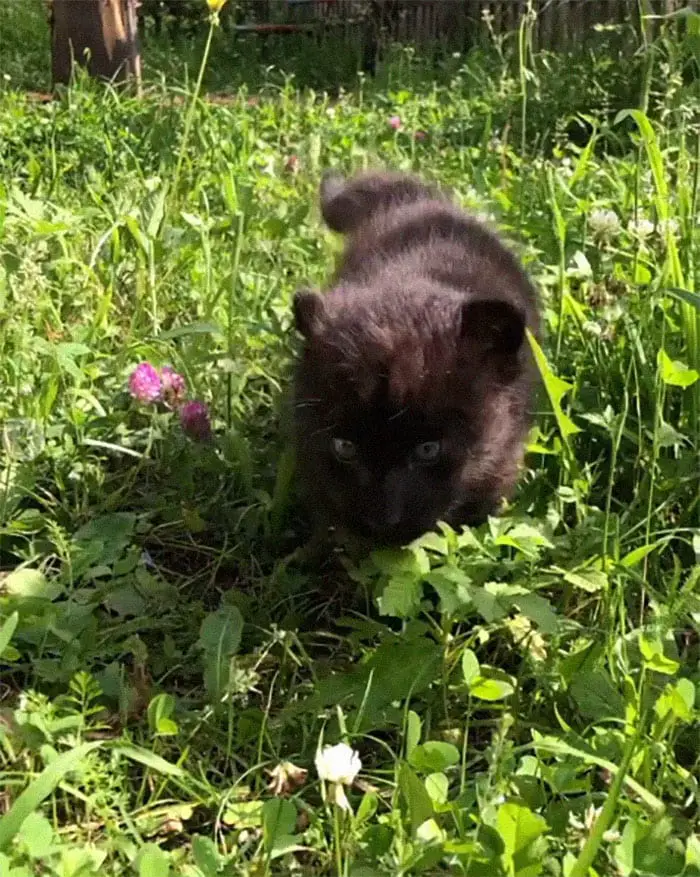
293 288 325 338
459 299 526 355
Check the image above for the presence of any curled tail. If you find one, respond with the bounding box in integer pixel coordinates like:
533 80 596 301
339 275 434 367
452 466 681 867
319 169 443 235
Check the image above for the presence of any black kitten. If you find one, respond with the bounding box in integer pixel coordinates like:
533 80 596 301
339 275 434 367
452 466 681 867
291 169 540 547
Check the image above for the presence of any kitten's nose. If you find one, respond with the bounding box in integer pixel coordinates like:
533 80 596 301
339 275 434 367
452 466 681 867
362 516 384 535
382 469 406 527
362 471 405 533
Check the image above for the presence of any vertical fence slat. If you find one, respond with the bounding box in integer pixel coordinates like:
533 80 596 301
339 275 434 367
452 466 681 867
219 1 650 58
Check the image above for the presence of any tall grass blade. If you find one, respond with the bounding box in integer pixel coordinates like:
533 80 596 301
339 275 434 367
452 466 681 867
0 741 105 851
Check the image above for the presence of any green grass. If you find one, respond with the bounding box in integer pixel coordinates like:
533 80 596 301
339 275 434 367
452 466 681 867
1 6 700 876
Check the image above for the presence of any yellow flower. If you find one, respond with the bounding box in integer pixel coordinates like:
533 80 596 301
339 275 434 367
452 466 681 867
206 0 228 11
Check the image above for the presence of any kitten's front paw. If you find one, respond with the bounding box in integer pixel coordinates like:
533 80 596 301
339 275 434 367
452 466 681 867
271 525 334 577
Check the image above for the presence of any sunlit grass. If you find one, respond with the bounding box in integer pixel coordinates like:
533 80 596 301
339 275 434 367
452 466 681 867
0 8 699 876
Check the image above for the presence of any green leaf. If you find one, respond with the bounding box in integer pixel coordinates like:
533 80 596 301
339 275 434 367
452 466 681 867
635 261 652 285
415 531 449 555
558 566 608 593
461 648 480 686
60 846 106 877
398 763 434 836
262 799 297 853
527 331 581 445
6 865 34 877
658 348 699 388
425 772 449 805
569 669 625 720
356 792 378 824
16 812 54 859
620 542 664 568
497 801 548 877
615 110 684 287
469 671 515 702
371 545 430 577
469 585 507 623
3 569 61 600
532 734 664 814
222 800 264 828
0 741 105 851
685 833 700 868
104 583 147 617
512 593 559 635
559 640 602 686
269 835 307 860
614 110 668 212
147 694 178 737
0 612 19 659
656 419 688 447
409 741 460 773
198 606 243 657
198 606 244 701
665 286 700 311
546 166 567 245
639 634 679 676
377 572 423 618
125 216 150 256
354 636 442 724
495 523 555 555
676 678 696 712
138 844 171 877
426 569 472 616
158 321 223 341
616 816 685 877
72 512 136 555
115 745 185 778
655 680 694 723
405 710 422 758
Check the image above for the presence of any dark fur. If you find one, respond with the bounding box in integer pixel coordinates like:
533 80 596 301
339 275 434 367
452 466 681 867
292 169 540 546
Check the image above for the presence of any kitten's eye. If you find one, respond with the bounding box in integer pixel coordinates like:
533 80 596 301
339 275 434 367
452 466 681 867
414 440 441 463
331 437 358 462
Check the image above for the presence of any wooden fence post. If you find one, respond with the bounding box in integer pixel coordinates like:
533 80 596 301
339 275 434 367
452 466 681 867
50 0 141 89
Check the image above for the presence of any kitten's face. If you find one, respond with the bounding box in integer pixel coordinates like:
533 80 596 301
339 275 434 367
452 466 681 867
293 285 527 545
318 402 476 543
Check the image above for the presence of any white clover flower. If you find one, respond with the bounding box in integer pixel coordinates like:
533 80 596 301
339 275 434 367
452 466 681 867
315 742 361 785
627 217 654 239
589 208 621 241
462 185 480 204
657 218 679 239
568 805 620 843
315 742 362 811
474 210 498 227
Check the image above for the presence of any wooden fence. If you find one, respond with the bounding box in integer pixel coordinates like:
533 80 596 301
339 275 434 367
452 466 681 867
141 0 699 52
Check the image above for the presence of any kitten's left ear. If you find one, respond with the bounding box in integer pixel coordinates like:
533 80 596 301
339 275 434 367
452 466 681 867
459 299 526 355
293 288 325 338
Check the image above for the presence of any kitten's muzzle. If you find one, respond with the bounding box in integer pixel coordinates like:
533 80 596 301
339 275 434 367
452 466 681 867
357 469 423 542
356 516 431 545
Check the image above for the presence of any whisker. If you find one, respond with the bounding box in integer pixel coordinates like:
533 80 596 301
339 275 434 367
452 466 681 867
388 406 408 422
309 423 337 439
